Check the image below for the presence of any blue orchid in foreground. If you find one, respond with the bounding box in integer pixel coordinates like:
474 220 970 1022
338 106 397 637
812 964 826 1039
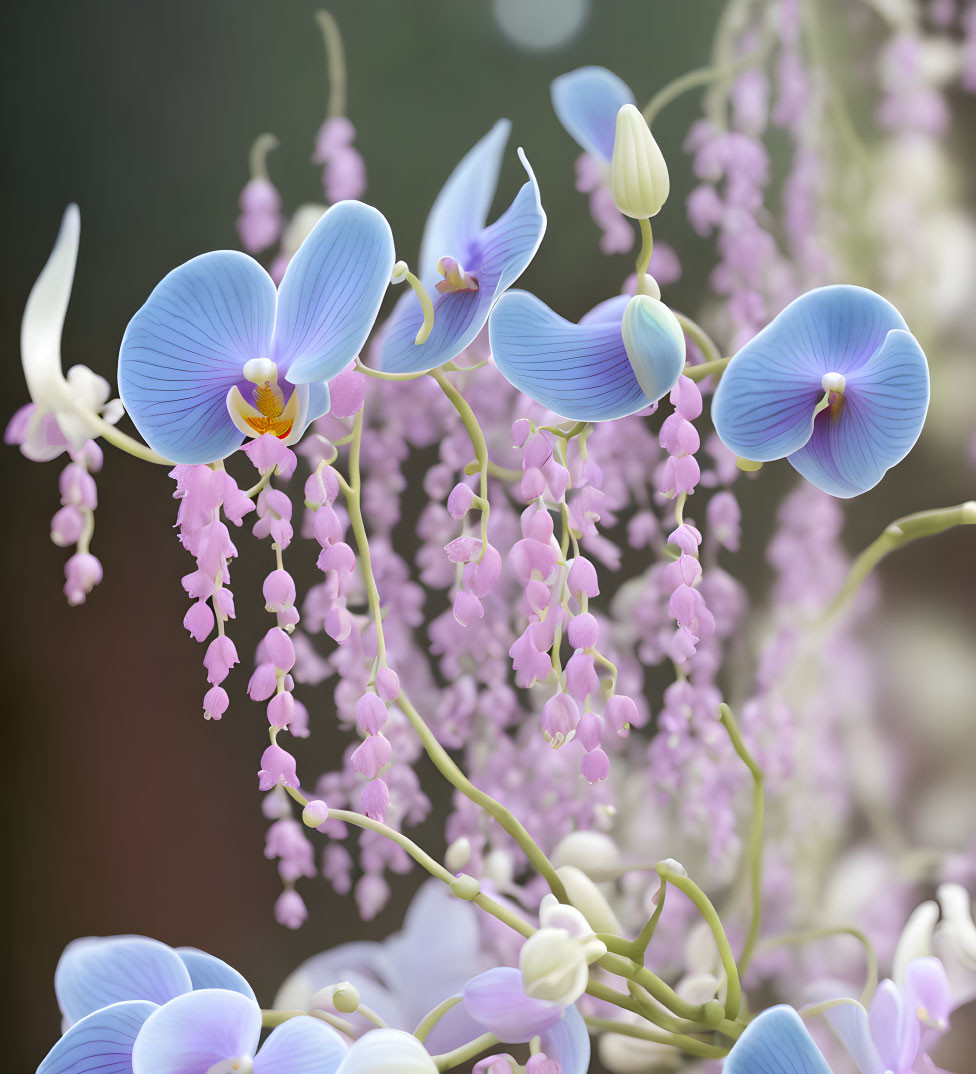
118 199 395 465
378 120 546 374
712 285 929 497
489 291 686 421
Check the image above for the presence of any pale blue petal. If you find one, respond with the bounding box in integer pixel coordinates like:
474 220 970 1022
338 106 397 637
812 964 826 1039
253 1016 349 1074
306 381 332 424
463 967 563 1043
118 251 275 464
824 999 885 1074
621 295 686 401
580 295 630 326
724 1006 833 1074
176 948 256 1001
551 66 635 163
37 1001 157 1074
130 990 261 1074
379 150 546 375
712 284 911 464
276 201 395 385
335 1029 437 1074
418 120 512 286
539 1005 590 1074
788 328 929 497
56 937 192 1026
489 290 649 420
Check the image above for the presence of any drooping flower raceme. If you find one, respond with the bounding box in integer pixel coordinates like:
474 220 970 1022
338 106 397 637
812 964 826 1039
489 292 685 421
712 285 929 497
379 120 546 374
118 199 395 464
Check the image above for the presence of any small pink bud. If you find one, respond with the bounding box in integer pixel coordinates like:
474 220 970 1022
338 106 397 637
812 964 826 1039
305 466 339 508
521 467 546 501
313 506 344 547
325 606 353 643
581 748 610 784
50 505 84 547
203 635 239 685
659 414 701 457
329 369 367 418
59 463 98 510
565 650 599 703
462 543 502 598
668 523 703 555
521 504 554 542
361 778 390 822
605 694 638 736
658 454 701 498
302 799 329 828
248 661 278 702
351 733 392 779
274 888 308 929
264 628 296 672
663 554 702 591
577 712 604 751
214 587 235 620
263 569 296 612
354 693 387 735
542 693 579 743
183 600 215 643
567 556 599 600
670 375 703 419
512 418 531 446
444 536 482 563
523 432 553 470
267 691 295 728
453 591 484 626
203 685 229 721
447 482 475 519
375 667 400 701
258 743 299 791
316 541 355 575
63 552 102 606
567 612 599 650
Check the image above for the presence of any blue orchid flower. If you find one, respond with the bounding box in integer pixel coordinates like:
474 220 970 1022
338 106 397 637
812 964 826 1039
711 285 929 497
118 199 395 465
378 120 546 375
724 1006 833 1073
489 291 686 421
551 65 636 165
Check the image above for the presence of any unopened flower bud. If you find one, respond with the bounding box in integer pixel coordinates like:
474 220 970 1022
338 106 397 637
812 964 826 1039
302 799 329 828
610 104 670 218
445 837 472 873
519 928 590 1006
332 981 361 1013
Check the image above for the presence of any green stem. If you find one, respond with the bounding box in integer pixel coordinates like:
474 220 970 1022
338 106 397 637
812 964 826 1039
656 865 742 1020
673 312 724 366
629 879 667 958
433 1032 498 1071
356 360 428 382
248 132 278 182
397 689 568 904
718 704 764 976
761 926 878 1007
682 356 731 382
75 405 172 465
584 1017 729 1059
636 217 654 285
826 502 976 620
414 996 462 1043
315 10 347 118
262 1007 356 1035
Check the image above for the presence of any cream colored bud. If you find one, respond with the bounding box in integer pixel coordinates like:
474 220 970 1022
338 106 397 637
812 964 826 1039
444 836 472 873
610 104 670 219
557 865 623 935
450 873 480 901
552 830 621 877
519 927 590 1006
332 981 361 1013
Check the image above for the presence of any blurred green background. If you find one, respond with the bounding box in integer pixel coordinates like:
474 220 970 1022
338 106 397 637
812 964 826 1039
3 1 975 1069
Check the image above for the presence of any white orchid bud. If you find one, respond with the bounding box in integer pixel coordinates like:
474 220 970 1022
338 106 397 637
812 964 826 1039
336 1028 437 1074
599 1030 681 1073
519 927 590 1006
552 831 621 877
557 865 623 935
538 893 591 939
610 104 670 219
893 899 939 983
445 836 472 873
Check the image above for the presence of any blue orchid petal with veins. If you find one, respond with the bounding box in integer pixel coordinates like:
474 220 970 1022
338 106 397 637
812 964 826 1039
489 289 686 421
724 1006 833 1073
712 284 929 497
551 66 635 164
118 200 395 465
378 121 547 375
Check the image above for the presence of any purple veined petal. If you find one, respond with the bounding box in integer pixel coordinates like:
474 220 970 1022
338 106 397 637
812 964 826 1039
463 967 564 1043
417 120 512 289
55 936 193 1026
176 948 256 1002
538 1004 590 1074
712 284 914 466
130 989 262 1074
724 1006 833 1074
551 67 636 164
335 1028 437 1074
118 251 276 464
489 290 650 421
823 998 885 1074
379 149 546 375
274 200 395 386
252 1015 349 1074
869 980 920 1073
787 328 929 497
37 1000 158 1074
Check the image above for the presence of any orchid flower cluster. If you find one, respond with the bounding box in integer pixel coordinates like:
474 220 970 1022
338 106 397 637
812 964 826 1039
12 4 976 1073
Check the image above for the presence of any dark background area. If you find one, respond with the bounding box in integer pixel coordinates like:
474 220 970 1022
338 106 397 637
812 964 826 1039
2 1 975 1070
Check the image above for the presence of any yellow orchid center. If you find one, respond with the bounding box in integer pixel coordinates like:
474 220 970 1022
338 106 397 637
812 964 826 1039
228 358 300 440
435 255 480 296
